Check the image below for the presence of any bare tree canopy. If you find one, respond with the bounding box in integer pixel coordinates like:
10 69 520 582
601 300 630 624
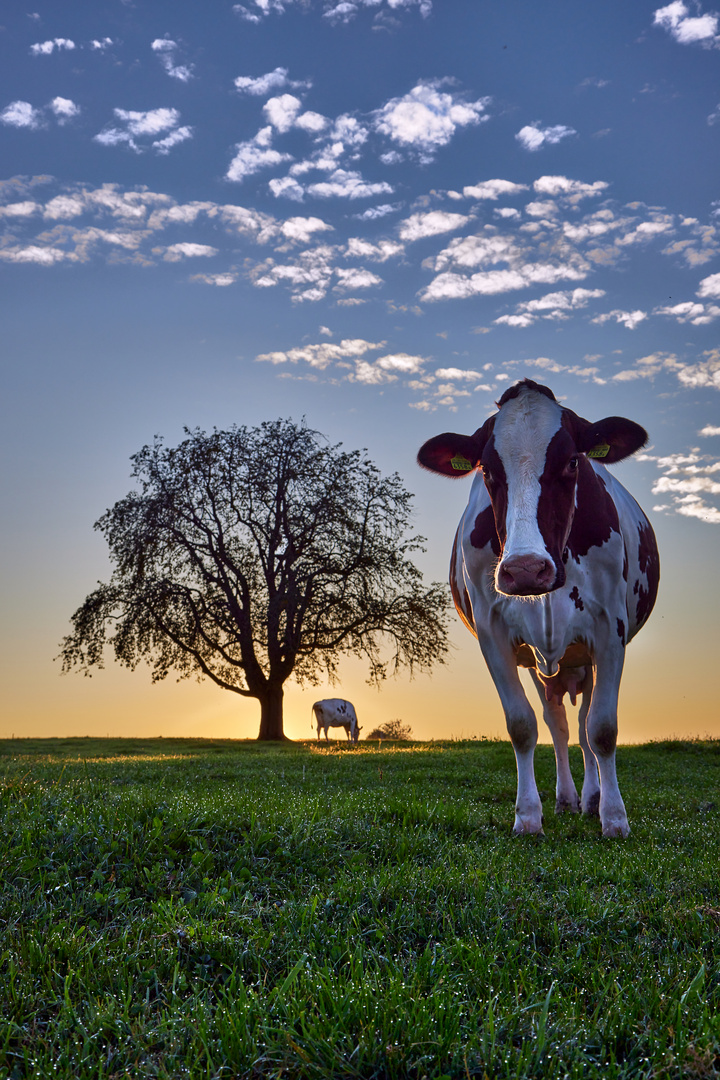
59 420 450 739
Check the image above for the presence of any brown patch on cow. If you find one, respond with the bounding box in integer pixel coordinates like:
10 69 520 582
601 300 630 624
506 715 536 753
616 618 626 646
470 505 501 555
569 585 584 610
449 530 477 637
622 544 629 582
591 721 617 757
496 379 557 408
635 520 660 627
566 457 620 561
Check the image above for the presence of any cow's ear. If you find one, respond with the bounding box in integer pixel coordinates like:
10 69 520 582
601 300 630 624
576 416 648 464
418 418 492 478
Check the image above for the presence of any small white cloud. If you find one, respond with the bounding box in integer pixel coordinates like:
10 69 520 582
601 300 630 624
280 216 333 244
653 1 719 45
264 94 302 132
306 169 393 200
162 243 218 262
226 126 293 182
49 97 80 122
515 123 576 151
190 272 237 286
91 38 114 51
95 108 193 154
398 210 470 241
700 425 720 436
463 179 528 200
30 38 75 55
698 271 720 299
655 300 720 325
374 80 490 162
591 308 648 329
355 203 398 220
533 176 609 202
234 67 299 95
268 176 305 201
1 101 43 129
151 37 194 82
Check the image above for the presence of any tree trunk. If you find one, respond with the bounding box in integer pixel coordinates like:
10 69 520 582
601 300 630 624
257 680 286 740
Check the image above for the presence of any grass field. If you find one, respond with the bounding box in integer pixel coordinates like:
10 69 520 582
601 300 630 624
1 737 719 1079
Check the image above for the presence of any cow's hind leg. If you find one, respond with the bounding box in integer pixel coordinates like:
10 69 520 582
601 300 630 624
528 670 580 814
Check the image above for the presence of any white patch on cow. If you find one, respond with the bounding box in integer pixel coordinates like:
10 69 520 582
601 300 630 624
493 388 562 577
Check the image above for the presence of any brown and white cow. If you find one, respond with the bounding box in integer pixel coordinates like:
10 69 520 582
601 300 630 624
418 380 659 838
312 699 361 742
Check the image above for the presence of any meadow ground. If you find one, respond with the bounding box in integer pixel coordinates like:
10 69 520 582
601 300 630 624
1 736 718 1079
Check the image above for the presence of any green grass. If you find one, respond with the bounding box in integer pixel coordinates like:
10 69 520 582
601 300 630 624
1 737 719 1079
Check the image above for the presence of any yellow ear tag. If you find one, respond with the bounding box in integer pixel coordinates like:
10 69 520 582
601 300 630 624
587 442 611 459
450 453 473 472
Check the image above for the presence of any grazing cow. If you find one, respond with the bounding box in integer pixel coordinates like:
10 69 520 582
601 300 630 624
418 380 659 838
312 699 362 743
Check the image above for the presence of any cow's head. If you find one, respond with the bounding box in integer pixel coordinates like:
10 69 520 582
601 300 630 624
418 379 648 597
352 724 362 743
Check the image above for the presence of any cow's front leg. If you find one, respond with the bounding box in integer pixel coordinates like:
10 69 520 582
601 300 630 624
586 644 629 838
528 670 580 814
478 632 543 835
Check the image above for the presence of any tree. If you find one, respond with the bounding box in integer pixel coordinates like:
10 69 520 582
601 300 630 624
59 420 450 740
365 719 413 741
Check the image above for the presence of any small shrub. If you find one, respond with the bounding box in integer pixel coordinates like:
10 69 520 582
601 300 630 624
365 719 413 741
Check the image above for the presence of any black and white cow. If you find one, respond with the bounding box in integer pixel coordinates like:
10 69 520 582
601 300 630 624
418 380 659 838
312 699 361 742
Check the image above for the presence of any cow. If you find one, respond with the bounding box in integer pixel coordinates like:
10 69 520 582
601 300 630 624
312 699 362 743
418 379 659 838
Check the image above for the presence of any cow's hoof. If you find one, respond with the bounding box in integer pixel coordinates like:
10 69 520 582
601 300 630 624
512 816 544 836
602 818 630 839
582 792 600 818
556 794 580 815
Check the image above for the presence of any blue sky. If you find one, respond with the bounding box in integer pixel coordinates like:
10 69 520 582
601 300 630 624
2 0 719 741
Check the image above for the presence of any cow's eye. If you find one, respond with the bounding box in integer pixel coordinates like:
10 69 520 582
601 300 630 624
567 456 579 472
482 466 492 483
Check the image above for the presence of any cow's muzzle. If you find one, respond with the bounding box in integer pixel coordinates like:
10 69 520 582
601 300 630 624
496 554 558 596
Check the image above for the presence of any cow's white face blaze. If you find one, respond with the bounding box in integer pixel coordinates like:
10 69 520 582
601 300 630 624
489 389 567 596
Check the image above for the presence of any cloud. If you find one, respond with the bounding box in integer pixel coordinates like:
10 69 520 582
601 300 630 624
264 94 303 133
653 1 719 45
233 0 432 22
533 176 609 203
398 210 470 241
151 37 194 82
279 216 333 244
226 127 293 182
655 300 720 324
91 38 114 51
463 179 528 200
161 243 218 262
306 170 394 200
591 308 648 329
255 338 385 368
95 108 193 154
30 38 75 55
700 425 720 436
420 227 591 302
0 101 43 129
374 80 490 162
354 204 399 220
189 272 237 286
494 287 606 326
515 124 576 151
697 271 720 298
49 97 80 122
234 67 303 96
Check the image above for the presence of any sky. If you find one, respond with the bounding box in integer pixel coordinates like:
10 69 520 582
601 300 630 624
1 0 719 744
